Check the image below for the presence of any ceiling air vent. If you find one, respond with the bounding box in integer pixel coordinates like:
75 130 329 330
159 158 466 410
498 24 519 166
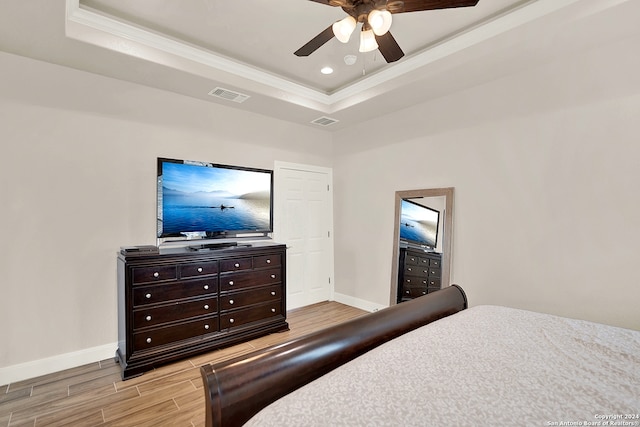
208 87 250 103
311 116 339 127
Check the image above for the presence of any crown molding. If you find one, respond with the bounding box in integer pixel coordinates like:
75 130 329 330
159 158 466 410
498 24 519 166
65 0 605 114
65 0 334 112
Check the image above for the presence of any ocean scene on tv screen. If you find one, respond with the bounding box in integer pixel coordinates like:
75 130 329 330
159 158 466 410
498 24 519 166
159 162 271 235
399 199 438 247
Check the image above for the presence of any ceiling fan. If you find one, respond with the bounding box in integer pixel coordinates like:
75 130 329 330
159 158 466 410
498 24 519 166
295 0 480 63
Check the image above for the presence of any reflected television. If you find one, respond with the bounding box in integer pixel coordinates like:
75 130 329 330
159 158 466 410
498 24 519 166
157 158 273 238
399 199 440 250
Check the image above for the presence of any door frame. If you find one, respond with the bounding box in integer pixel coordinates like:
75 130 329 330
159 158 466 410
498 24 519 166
273 161 335 307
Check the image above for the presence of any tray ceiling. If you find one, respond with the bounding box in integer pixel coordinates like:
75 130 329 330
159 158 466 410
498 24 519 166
0 0 636 130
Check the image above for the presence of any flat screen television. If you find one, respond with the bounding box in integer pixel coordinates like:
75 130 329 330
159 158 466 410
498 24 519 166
399 198 440 250
157 157 273 239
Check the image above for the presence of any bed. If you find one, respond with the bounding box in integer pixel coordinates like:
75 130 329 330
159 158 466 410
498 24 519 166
200 285 640 427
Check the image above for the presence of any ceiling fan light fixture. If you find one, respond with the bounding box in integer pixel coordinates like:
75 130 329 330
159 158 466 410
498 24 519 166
332 16 357 43
368 9 392 36
359 28 378 53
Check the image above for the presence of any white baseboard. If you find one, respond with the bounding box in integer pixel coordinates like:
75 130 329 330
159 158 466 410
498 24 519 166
0 342 117 385
333 292 388 313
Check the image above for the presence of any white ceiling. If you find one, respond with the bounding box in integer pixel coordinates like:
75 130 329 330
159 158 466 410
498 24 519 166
0 0 636 130
79 0 525 93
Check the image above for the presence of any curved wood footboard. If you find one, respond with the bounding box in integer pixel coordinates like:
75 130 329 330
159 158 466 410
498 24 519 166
200 284 468 427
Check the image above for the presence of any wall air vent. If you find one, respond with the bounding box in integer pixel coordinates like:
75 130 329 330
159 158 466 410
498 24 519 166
208 87 250 103
311 116 339 126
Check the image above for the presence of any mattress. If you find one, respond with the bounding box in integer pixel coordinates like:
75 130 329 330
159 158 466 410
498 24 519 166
245 305 640 426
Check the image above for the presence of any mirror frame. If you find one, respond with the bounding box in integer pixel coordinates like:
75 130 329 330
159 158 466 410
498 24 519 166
389 187 454 305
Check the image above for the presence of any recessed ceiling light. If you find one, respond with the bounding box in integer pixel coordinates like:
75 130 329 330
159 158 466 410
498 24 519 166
320 66 334 75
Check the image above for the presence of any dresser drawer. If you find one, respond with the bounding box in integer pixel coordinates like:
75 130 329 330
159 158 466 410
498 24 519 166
133 278 218 306
180 261 218 278
429 258 440 268
426 277 441 288
220 268 282 292
220 302 283 329
253 254 282 269
403 275 429 287
404 265 428 278
133 297 217 329
219 257 252 272
417 257 430 267
402 286 428 299
133 316 218 351
428 268 441 278
132 265 177 284
220 285 282 311
404 254 419 265
413 267 440 278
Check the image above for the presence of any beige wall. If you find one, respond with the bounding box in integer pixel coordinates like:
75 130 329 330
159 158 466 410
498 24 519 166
2 24 639 381
331 30 640 330
0 52 332 373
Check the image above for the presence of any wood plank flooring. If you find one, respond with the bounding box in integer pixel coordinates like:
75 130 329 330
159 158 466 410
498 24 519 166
0 301 367 427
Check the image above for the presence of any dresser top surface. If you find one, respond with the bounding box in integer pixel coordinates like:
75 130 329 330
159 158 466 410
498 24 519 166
119 240 285 263
401 247 442 257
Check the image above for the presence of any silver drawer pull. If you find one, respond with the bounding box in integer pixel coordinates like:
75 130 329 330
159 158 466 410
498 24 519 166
229 318 235 324
408 267 412 271
229 300 234 305
145 315 152 321
204 284 209 290
271 291 276 296
266 259 271 264
234 263 240 268
422 291 427 295
145 293 152 299
146 338 152 343
197 267 203 273
271 308 276 313
228 280 234 286
204 324 210 330
204 305 209 310
153 272 159 278
407 279 411 283
270 274 276 279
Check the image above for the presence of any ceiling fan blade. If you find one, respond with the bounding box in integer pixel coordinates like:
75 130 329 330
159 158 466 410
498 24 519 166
307 0 353 8
398 0 479 13
375 31 404 63
294 25 335 57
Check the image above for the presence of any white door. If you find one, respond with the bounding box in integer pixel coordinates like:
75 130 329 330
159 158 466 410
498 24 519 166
273 162 333 310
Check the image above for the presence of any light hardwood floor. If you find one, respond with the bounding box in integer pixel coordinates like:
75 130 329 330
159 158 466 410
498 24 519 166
0 301 367 427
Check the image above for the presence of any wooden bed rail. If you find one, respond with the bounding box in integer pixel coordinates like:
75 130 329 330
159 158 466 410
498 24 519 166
200 284 468 427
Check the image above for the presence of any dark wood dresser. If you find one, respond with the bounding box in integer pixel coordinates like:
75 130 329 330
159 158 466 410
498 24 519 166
397 247 442 303
116 242 288 379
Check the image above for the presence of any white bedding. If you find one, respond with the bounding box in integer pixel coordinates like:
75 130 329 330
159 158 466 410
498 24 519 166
246 305 640 426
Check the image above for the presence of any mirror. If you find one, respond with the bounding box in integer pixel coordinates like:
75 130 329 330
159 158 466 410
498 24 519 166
389 188 454 305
